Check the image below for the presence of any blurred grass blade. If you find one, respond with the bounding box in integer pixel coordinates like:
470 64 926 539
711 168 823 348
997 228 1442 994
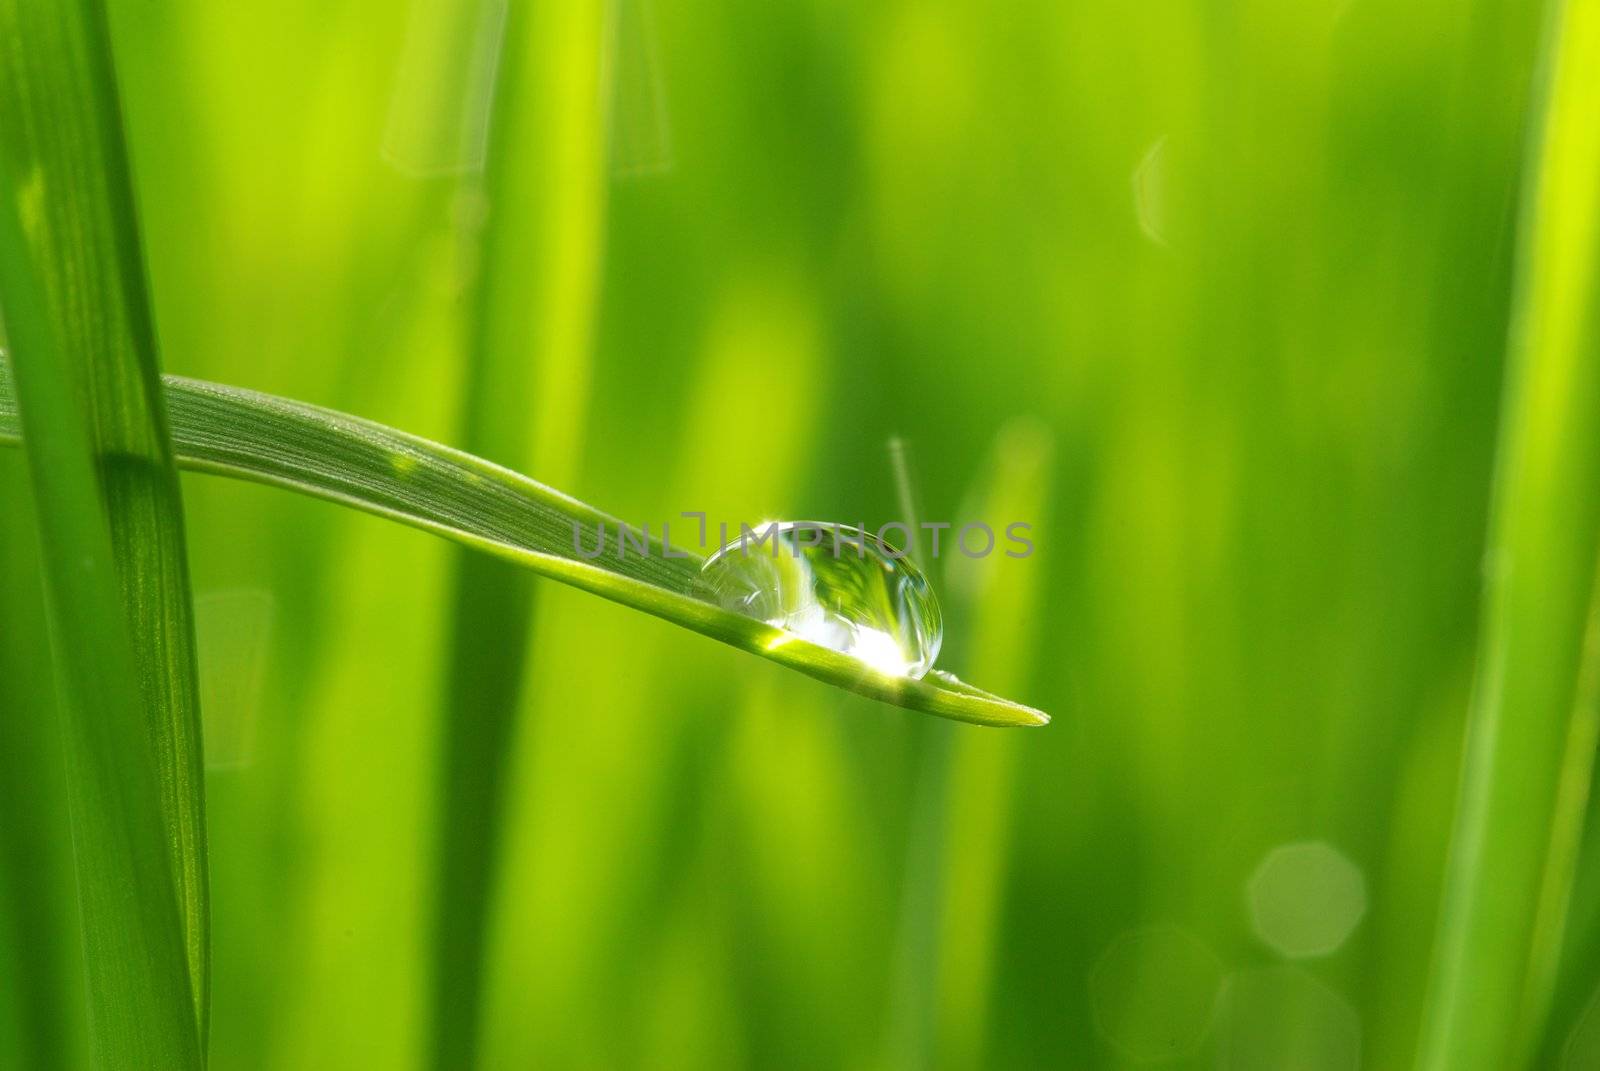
935 420 1054 1066
193 589 276 770
883 436 948 1069
430 0 608 1065
1417 1 1600 1067
381 0 506 176
0 366 1050 728
886 422 1054 1068
1529 566 1600 1047
0 0 207 1062
602 0 673 176
429 44 536 1071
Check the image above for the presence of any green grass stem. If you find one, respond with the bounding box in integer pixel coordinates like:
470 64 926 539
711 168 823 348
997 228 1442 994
1417 1 1600 1065
0 0 208 1062
0 365 1050 730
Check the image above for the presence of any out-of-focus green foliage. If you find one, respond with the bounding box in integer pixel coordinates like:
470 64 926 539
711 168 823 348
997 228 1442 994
1419 3 1600 1067
4 0 1597 1066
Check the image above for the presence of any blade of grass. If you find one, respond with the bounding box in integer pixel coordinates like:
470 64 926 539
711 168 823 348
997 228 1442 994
427 12 534 1070
883 436 953 1070
0 365 1051 728
0 0 207 1061
0 454 87 1069
885 423 1054 1069
1539 695 1600 1063
0 340 197 1069
1416 0 1600 1066
935 420 1053 1066
0 134 199 1071
429 0 608 1065
1525 559 1600 1052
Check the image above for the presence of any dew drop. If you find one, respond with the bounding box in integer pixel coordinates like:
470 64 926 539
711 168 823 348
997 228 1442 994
698 521 943 679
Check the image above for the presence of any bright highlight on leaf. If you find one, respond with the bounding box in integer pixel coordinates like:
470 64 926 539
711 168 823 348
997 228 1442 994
0 362 1049 728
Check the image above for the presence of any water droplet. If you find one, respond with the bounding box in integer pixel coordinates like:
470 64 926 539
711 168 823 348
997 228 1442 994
699 521 942 679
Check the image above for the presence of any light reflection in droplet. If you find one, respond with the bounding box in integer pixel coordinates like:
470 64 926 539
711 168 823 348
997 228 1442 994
699 521 943 679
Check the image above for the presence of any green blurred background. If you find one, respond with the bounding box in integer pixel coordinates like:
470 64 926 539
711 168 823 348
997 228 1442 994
0 0 1573 1066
